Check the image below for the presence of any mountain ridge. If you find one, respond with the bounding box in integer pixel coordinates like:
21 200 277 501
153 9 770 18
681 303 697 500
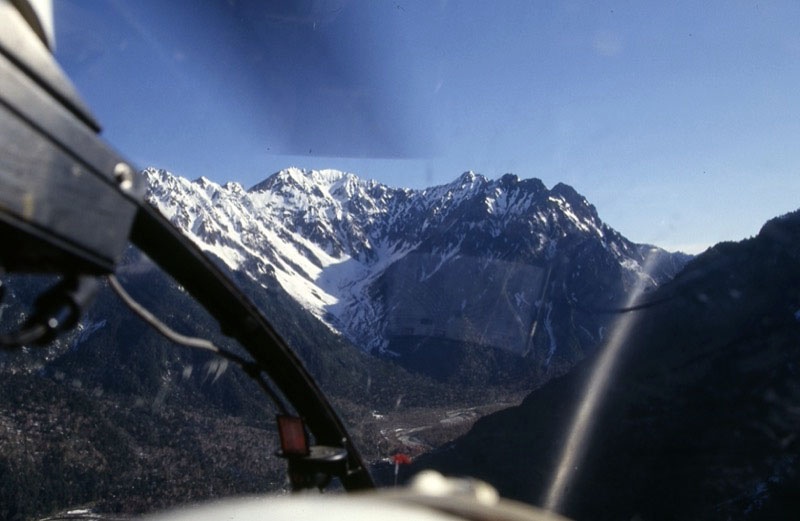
144 167 690 382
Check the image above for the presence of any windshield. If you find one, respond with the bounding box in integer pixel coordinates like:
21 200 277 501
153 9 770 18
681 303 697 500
2 1 800 520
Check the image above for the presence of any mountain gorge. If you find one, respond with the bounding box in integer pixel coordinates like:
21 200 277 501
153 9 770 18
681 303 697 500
144 167 689 383
0 167 694 519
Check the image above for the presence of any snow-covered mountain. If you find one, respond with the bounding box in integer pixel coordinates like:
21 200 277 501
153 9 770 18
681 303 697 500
144 167 689 375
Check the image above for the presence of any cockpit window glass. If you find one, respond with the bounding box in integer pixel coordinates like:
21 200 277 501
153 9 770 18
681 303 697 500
1 1 798 519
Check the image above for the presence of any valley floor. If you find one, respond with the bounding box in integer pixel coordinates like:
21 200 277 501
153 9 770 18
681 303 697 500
338 393 527 465
1 372 526 520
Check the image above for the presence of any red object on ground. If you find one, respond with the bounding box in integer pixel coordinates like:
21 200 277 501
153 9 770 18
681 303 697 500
393 453 412 465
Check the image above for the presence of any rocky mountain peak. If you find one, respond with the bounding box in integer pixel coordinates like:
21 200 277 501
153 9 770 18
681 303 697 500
143 167 690 373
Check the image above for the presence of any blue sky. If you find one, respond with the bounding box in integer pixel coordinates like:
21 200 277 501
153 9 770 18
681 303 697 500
54 0 800 253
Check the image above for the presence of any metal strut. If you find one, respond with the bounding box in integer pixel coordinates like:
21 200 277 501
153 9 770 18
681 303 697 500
129 202 375 491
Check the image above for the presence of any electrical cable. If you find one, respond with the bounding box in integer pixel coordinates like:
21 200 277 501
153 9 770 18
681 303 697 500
566 292 682 315
107 274 288 414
